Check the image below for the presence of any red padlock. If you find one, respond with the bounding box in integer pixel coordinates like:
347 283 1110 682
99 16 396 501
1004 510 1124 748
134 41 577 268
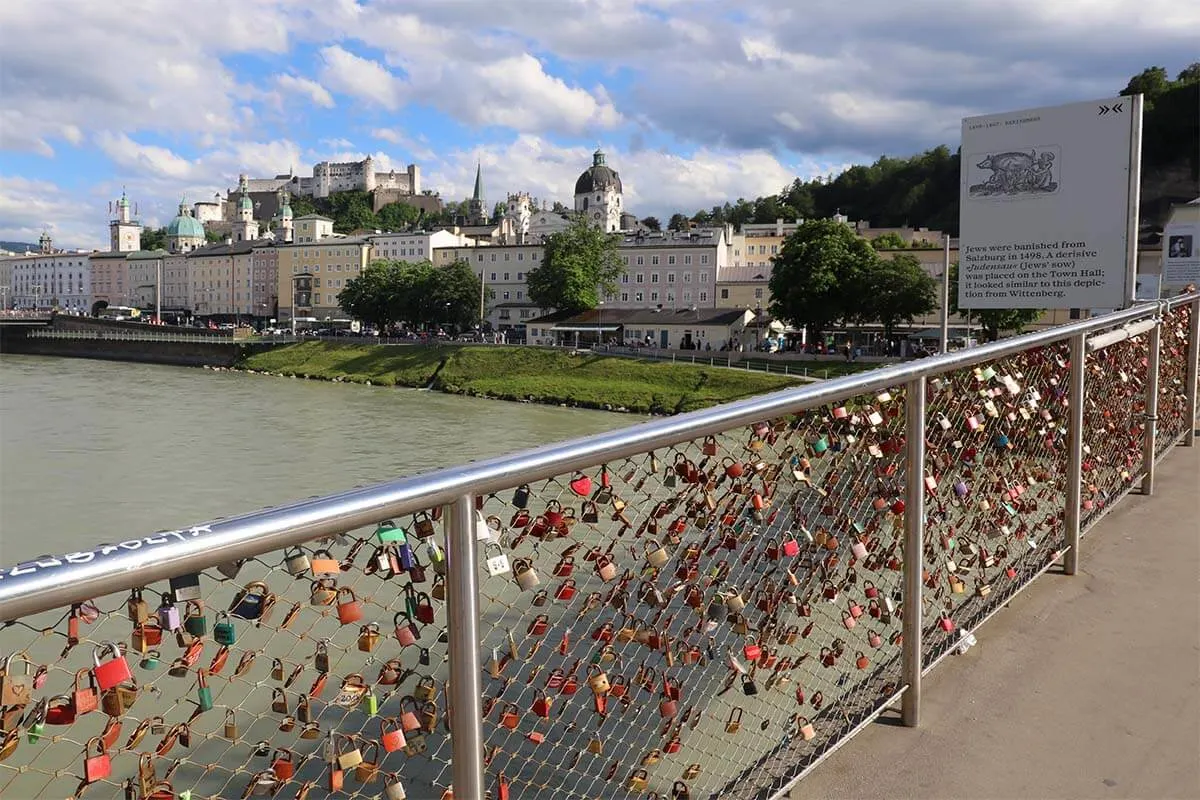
83 737 111 783
531 689 552 718
93 641 132 691
742 637 762 662
939 615 956 633
659 695 678 718
781 536 800 558
380 718 407 752
336 588 363 625
271 748 296 780
555 580 577 601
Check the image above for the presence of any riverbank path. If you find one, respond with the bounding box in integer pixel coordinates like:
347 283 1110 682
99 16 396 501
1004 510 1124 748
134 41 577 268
793 442 1200 800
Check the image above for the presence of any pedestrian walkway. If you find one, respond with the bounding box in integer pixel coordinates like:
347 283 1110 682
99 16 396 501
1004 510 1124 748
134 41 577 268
794 443 1200 800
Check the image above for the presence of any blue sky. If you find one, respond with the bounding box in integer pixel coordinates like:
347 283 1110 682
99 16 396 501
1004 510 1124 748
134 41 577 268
0 0 1196 249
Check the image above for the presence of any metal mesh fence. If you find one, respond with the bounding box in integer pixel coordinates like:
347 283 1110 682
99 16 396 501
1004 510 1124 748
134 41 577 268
919 342 1072 669
474 387 911 800
1081 330 1149 531
1 302 1197 800
1157 303 1193 452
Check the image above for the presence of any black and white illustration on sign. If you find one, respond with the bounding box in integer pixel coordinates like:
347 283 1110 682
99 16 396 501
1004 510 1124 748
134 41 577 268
967 146 1060 199
1168 235 1193 259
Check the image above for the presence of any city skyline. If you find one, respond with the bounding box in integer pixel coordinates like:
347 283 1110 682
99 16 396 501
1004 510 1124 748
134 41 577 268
0 0 1195 250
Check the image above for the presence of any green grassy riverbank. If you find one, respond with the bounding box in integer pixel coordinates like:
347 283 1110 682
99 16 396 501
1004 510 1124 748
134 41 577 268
237 342 801 414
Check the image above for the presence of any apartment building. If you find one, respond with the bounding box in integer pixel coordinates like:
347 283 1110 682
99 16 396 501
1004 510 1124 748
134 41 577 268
434 242 548 329
276 236 372 322
370 230 477 263
187 240 278 318
610 227 728 310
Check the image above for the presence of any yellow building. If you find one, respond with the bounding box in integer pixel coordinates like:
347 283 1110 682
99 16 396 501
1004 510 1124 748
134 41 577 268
276 236 372 323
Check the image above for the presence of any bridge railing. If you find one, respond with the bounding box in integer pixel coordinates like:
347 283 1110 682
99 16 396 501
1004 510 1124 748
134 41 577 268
0 293 1196 800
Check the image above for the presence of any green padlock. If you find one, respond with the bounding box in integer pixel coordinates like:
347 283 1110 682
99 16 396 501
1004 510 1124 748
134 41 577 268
197 670 213 712
360 691 378 717
179 792 192 800
214 612 236 646
27 721 44 744
183 601 207 637
376 521 406 544
140 650 161 671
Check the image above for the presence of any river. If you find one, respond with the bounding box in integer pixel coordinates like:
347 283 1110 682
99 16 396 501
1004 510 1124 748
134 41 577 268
0 355 631 565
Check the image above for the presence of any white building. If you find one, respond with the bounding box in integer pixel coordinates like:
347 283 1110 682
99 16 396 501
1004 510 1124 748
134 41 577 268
610 227 729 310
9 233 92 312
166 201 206 254
127 251 166 310
162 253 190 311
109 190 142 253
230 175 261 243
434 242 550 330
293 215 335 244
574 149 623 233
370 230 477 263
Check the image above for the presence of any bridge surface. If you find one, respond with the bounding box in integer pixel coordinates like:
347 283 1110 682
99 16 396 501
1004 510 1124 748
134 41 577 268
794 443 1200 800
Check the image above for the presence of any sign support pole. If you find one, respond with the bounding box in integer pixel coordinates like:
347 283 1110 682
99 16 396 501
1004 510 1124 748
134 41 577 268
1124 94 1144 309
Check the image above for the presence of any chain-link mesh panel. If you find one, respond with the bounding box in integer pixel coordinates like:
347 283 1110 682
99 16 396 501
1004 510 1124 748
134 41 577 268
1082 330 1149 531
1157 304 1194 452
474 387 911 800
0 540 457 800
919 343 1071 669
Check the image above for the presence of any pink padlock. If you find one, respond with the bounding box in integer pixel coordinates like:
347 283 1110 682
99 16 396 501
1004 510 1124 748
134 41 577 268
851 540 868 560
92 641 132 691
157 594 181 631
939 615 955 633
781 537 800 558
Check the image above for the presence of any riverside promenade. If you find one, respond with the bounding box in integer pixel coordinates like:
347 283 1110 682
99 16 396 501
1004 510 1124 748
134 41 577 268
795 443 1200 800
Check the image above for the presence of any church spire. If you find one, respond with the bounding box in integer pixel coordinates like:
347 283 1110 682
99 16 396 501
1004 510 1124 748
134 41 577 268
472 162 484 204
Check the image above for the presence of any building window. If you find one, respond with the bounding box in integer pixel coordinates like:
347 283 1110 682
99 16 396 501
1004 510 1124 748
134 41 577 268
754 287 763 299
668 255 676 265
683 273 692 283
650 273 659 283
651 256 659 265
651 292 659 302
635 273 644 283
621 274 629 284
684 255 692 265
667 272 675 283
490 273 497 281
504 253 510 261
700 272 709 282
623 256 629 265
720 288 729 299
699 291 707 302
636 256 644 266
634 292 644 303
620 292 629 302
502 291 510 300
701 255 709 264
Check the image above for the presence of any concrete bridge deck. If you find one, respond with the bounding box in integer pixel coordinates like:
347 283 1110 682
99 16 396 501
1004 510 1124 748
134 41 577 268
794 442 1200 800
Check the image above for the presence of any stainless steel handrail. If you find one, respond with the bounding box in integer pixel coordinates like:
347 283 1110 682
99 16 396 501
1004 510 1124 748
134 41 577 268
1 292 1195 621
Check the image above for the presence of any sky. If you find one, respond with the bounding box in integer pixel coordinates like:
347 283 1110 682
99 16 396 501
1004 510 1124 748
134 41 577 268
0 0 1196 250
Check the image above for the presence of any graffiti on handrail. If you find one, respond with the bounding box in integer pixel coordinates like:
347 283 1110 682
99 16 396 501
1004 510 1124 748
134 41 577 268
0 525 213 580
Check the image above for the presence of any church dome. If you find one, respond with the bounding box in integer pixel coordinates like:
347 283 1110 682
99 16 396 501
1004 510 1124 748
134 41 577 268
167 202 205 239
574 149 622 194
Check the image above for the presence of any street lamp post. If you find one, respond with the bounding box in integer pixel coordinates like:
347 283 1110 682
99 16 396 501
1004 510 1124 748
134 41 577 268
597 299 604 347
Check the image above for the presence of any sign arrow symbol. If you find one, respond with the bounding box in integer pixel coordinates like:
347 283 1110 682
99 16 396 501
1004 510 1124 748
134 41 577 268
1098 104 1110 115
1113 102 1124 113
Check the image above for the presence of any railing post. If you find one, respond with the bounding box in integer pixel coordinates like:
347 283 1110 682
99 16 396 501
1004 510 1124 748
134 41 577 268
1185 298 1200 447
900 376 925 727
1141 320 1161 495
1064 333 1086 574
445 493 484 799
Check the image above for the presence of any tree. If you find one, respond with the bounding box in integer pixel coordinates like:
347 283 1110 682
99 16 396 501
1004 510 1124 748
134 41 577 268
492 201 507 222
338 261 406 330
141 227 167 251
947 261 1042 341
667 213 689 231
640 216 662 232
860 254 938 339
526 217 624 313
430 259 491 330
1121 66 1171 108
377 202 420 231
768 218 876 342
205 229 224 243
870 232 907 250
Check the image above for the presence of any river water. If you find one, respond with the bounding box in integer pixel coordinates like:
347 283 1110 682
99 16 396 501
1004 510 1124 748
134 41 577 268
0 355 631 565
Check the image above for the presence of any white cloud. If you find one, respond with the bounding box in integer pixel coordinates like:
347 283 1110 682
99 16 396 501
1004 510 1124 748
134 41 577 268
423 136 843 219
0 176 106 251
318 45 406 110
95 133 197 181
274 74 335 108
